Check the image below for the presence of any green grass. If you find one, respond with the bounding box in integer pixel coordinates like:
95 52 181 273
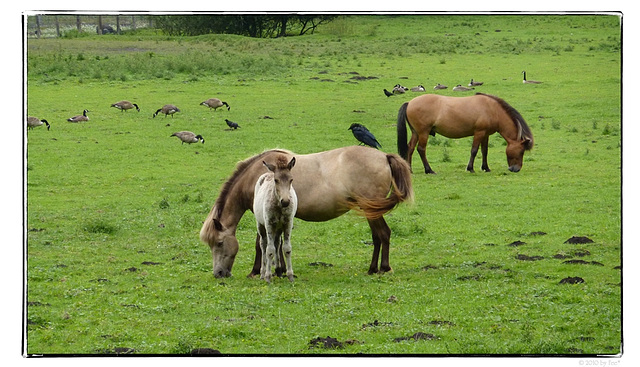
25 14 621 355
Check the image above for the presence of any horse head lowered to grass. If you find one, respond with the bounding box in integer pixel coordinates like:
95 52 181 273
397 93 534 174
200 146 414 278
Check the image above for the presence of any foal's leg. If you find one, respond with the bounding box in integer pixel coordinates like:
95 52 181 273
273 229 283 277
282 220 295 282
367 218 392 274
264 228 277 283
257 225 268 280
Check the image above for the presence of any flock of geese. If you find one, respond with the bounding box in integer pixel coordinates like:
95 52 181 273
383 70 542 97
26 97 239 145
27 71 543 146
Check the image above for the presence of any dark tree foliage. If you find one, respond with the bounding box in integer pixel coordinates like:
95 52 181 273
153 15 335 38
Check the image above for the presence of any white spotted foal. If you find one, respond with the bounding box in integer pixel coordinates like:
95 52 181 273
253 155 297 283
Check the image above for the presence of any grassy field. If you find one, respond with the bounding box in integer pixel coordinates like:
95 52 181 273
25 14 621 355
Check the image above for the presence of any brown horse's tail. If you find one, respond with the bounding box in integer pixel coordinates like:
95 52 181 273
350 154 414 220
397 102 410 160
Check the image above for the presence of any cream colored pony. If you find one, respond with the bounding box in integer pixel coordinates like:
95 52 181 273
253 155 297 283
200 146 413 278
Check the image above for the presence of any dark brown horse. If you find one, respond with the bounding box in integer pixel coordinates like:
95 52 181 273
397 93 534 174
200 146 414 278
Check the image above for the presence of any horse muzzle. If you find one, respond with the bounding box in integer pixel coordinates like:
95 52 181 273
281 199 290 208
508 165 521 173
214 268 232 278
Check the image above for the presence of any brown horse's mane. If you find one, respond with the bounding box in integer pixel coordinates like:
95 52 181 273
476 93 534 150
213 149 291 219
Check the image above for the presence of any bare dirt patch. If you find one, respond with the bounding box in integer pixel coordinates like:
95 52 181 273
564 236 594 244
393 332 438 342
559 277 585 284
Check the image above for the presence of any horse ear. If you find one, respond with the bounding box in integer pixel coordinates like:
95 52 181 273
288 157 296 170
212 218 224 231
263 161 275 172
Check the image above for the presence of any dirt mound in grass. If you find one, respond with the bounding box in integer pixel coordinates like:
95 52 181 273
190 348 221 355
559 277 585 284
309 336 343 349
393 332 438 342
564 236 594 244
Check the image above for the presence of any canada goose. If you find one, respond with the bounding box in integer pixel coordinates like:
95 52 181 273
67 110 89 122
434 83 448 90
200 98 230 111
27 117 50 130
469 79 484 87
225 119 240 130
395 84 409 91
383 89 394 97
392 85 406 94
111 100 140 112
153 104 180 118
452 85 474 92
522 71 542 84
410 85 426 92
171 131 204 144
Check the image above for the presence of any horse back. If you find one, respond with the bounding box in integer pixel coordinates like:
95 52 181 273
406 94 505 138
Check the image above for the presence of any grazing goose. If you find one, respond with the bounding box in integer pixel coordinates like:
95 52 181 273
67 110 89 122
153 104 180 118
200 98 230 111
383 89 394 97
392 85 406 94
111 100 140 112
225 119 240 130
410 85 426 92
348 123 382 149
27 117 50 130
522 71 542 84
469 79 484 87
433 83 448 90
452 85 474 92
171 131 204 144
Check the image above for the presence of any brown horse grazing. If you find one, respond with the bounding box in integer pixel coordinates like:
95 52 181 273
397 93 534 174
200 146 414 278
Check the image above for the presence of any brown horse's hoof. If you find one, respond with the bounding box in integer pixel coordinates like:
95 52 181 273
247 272 260 278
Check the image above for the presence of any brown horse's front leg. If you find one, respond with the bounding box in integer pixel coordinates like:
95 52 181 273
367 218 392 274
248 233 262 278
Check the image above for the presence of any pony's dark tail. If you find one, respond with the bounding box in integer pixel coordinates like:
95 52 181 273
397 102 409 160
350 154 414 220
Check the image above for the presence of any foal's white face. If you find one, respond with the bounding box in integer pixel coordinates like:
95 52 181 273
263 157 296 208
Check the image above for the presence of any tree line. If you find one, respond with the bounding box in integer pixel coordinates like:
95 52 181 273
153 15 336 38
